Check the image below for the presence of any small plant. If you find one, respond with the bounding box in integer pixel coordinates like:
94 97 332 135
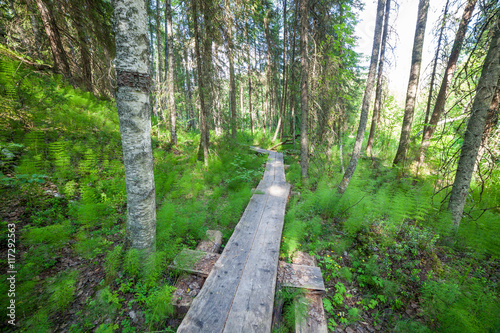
124 248 142 279
48 270 79 312
145 284 176 327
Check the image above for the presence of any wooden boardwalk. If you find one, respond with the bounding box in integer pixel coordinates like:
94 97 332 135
177 149 291 332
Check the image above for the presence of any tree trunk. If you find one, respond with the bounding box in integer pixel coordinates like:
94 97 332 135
300 0 309 179
366 0 391 156
422 0 450 137
448 19 500 225
34 0 72 82
72 1 92 92
418 0 477 165
113 0 156 251
246 25 254 135
156 0 163 83
166 0 176 144
264 10 273 135
184 45 195 130
337 0 385 194
224 3 237 140
194 0 210 164
393 0 429 166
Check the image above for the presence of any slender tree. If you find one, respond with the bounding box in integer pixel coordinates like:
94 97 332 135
166 0 176 144
34 0 72 82
448 18 500 225
223 1 237 139
113 0 156 250
300 0 309 179
192 0 209 164
337 0 385 194
393 0 429 166
418 0 478 165
366 0 391 156
422 0 450 137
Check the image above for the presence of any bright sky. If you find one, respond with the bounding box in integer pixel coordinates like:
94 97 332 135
354 0 461 104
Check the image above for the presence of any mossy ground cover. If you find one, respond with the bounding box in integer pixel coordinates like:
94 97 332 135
0 54 267 332
276 141 500 332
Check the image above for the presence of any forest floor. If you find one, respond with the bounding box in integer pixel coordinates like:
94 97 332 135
1 53 499 332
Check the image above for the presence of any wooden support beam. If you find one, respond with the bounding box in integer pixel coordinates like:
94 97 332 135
292 252 328 333
278 262 325 292
171 249 220 277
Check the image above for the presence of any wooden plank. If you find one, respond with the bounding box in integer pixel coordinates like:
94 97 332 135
277 262 325 291
172 230 223 314
196 230 223 253
171 249 220 277
172 274 205 314
177 185 272 332
292 251 328 333
178 151 290 333
295 293 328 333
222 182 291 332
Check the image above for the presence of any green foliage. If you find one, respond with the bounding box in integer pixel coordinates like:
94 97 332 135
23 222 71 246
48 270 79 312
422 277 500 332
104 245 123 281
124 248 142 278
145 284 176 326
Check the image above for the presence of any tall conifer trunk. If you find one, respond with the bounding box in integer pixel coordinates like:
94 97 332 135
166 0 176 144
300 0 309 179
113 0 156 250
35 0 72 82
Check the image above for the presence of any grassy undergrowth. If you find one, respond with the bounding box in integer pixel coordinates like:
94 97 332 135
0 54 267 332
278 142 500 332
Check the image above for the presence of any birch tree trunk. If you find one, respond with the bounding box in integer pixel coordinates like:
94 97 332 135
393 0 429 166
448 19 500 225
113 0 156 250
337 0 385 194
418 0 477 165
300 0 309 179
366 0 391 156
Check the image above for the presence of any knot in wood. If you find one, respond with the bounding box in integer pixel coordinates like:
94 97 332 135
116 69 151 93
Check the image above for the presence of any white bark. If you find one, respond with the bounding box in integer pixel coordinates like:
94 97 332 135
114 0 156 250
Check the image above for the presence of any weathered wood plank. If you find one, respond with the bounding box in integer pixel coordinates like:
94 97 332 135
223 182 291 333
172 230 223 314
177 186 271 332
292 251 328 333
277 262 325 291
196 230 223 253
295 293 328 333
171 249 220 277
178 151 290 333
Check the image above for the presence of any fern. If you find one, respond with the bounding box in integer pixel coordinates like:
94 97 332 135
49 140 70 170
79 148 98 175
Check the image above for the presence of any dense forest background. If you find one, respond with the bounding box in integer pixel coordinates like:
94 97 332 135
0 0 499 332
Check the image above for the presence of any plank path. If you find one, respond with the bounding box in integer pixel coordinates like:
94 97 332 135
177 148 291 332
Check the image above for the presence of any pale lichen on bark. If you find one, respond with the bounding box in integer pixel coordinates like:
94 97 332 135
113 0 156 250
